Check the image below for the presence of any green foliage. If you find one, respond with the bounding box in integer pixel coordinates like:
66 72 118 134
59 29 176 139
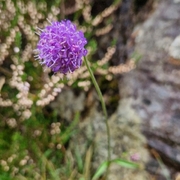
92 159 139 180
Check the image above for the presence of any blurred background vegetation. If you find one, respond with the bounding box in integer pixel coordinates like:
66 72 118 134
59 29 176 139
0 0 151 179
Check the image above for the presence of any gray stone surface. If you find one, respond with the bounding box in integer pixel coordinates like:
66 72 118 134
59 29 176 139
68 97 150 180
50 88 85 121
120 0 180 175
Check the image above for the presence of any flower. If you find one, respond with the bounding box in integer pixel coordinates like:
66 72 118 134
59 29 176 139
36 20 88 74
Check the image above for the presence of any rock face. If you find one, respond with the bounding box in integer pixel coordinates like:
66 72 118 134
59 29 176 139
68 94 150 180
104 99 150 180
50 88 85 121
120 0 180 176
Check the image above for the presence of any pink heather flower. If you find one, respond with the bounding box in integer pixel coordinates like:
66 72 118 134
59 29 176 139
35 20 88 74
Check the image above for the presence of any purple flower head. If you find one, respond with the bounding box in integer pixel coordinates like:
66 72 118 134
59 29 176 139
36 20 88 74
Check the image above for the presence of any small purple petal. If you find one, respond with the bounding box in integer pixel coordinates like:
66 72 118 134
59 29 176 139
36 20 88 74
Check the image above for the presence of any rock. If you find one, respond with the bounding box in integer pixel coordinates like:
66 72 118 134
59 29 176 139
169 35 180 60
50 88 85 121
119 0 180 176
68 98 150 180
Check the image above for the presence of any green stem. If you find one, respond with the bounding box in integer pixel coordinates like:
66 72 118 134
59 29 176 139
84 56 111 175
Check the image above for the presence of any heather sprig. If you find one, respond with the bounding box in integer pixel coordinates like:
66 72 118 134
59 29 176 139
35 20 88 74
